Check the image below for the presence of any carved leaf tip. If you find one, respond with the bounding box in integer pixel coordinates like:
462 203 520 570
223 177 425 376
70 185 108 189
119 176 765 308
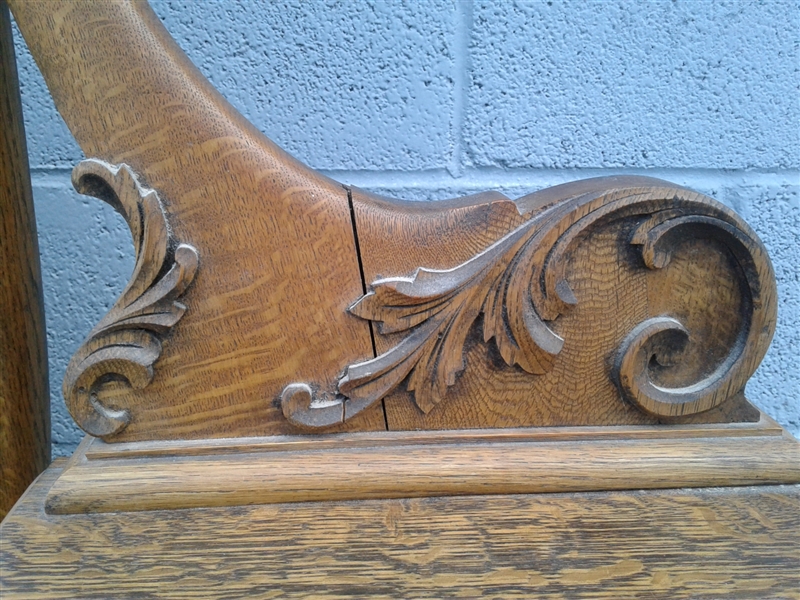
337 206 573 417
63 160 198 438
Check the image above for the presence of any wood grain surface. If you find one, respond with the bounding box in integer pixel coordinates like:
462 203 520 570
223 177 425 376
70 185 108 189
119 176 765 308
43 417 800 514
84 414 786 460
9 0 384 440
4 3 797 596
62 159 199 437
9 0 780 440
2 466 798 599
352 180 776 431
0 0 50 519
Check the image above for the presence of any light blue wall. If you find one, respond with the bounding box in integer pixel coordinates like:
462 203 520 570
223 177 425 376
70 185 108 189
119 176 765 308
12 0 799 456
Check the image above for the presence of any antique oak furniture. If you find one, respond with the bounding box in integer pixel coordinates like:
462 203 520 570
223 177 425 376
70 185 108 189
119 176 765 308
2 1 799 597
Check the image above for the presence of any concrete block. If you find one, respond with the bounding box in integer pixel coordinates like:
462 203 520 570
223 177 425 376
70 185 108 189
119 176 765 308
466 1 799 169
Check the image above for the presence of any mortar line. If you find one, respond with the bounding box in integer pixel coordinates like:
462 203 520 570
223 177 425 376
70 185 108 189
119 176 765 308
28 166 800 191
317 167 800 191
449 0 472 179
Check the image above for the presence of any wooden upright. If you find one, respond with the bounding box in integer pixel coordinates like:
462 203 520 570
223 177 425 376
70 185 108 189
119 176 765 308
1 1 798 598
0 0 49 520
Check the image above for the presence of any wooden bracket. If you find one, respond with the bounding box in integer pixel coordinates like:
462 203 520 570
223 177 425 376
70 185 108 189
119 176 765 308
9 0 797 495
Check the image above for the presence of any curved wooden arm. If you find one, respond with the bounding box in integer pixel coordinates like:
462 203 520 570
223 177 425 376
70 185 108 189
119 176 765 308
11 0 778 441
10 0 381 439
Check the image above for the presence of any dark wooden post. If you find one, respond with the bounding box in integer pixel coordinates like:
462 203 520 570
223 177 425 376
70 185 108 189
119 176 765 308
0 0 50 519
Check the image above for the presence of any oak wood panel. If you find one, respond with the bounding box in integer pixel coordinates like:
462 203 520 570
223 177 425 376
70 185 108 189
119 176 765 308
0 0 50 519
44 422 800 514
9 0 384 440
2 466 798 599
353 181 773 430
10 0 779 438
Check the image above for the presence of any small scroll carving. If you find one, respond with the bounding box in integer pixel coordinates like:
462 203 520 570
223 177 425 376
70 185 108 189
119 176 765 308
282 184 776 429
62 160 198 437
281 384 343 429
614 211 774 417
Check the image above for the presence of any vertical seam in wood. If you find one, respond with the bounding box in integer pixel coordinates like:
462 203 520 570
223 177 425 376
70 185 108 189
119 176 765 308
344 185 388 430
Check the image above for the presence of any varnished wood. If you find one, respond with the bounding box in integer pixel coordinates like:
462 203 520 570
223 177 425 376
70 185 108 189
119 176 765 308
43 415 800 514
2 466 798 599
9 0 386 441
352 181 775 431
63 159 198 437
87 414 786 460
9 0 779 439
2 1 799 595
0 0 50 519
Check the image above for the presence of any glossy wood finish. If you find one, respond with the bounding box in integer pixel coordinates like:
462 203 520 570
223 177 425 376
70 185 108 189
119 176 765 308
352 181 775 431
2 466 798 599
43 415 800 514
0 0 50 519
3 1 799 595
9 0 385 441
10 0 780 439
62 160 199 437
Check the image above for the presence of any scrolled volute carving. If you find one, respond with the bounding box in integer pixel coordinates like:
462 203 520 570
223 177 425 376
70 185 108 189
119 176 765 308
614 210 775 417
282 183 776 429
62 160 198 437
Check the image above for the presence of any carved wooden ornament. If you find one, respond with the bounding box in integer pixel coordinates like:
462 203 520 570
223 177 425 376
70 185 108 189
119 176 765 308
14 0 780 442
4 11 800 590
283 185 776 429
62 160 198 437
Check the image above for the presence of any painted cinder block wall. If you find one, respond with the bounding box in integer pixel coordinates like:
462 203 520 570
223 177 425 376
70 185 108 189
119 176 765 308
11 0 799 456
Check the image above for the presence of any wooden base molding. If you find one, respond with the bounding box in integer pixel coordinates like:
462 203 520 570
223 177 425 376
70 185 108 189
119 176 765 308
1 466 796 599
44 414 800 514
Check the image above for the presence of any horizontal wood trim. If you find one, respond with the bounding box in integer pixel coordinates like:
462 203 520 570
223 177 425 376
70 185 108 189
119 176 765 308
2 466 799 598
85 414 785 460
46 420 800 514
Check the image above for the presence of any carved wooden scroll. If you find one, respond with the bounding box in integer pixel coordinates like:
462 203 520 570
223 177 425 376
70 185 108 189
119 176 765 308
12 0 781 441
283 183 776 429
62 160 198 437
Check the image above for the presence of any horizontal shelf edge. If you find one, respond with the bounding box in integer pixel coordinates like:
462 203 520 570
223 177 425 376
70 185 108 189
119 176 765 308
47 422 800 515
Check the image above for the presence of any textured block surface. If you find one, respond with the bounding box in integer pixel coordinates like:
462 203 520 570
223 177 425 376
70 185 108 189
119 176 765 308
11 0 799 455
466 1 799 170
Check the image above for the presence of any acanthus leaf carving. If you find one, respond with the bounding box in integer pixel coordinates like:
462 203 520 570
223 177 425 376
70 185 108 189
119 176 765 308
282 184 776 429
62 159 199 437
